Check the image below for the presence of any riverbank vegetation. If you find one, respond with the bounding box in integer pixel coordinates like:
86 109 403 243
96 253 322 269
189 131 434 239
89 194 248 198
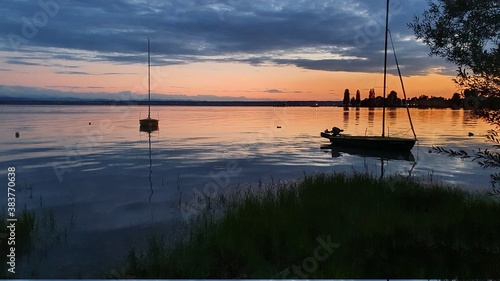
0 208 35 278
119 173 500 279
0 207 73 278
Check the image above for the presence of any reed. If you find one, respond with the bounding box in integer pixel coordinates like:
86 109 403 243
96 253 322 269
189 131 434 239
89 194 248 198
123 172 500 278
0 207 74 278
0 207 35 278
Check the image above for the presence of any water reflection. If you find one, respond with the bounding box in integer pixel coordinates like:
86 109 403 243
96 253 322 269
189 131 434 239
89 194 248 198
343 108 349 128
451 109 460 126
368 108 375 123
321 144 415 162
321 144 417 181
388 108 397 119
1 105 496 278
463 110 478 125
388 108 397 127
140 126 157 203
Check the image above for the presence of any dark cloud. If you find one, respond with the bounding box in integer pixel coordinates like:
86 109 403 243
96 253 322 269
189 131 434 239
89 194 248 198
47 85 105 89
54 70 137 75
0 85 271 101
0 0 452 75
5 59 43 66
266 89 283 93
54 71 92 75
265 88 304 94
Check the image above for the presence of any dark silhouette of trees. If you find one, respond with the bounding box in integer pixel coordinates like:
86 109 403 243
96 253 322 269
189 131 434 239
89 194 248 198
432 132 500 196
451 92 463 109
369 88 375 100
451 92 461 102
358 91 464 108
411 0 500 196
343 89 350 107
463 89 480 110
409 0 500 98
355 90 361 107
359 88 376 107
387 90 398 107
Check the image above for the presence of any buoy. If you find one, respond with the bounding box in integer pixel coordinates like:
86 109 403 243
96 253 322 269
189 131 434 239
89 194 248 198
15 132 19 138
89 122 92 125
468 132 474 137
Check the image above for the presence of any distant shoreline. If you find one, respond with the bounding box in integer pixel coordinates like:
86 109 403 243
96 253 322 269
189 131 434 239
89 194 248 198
0 99 334 107
0 99 463 108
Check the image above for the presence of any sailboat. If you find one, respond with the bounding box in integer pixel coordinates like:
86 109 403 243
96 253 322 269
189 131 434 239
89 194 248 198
320 0 416 151
139 38 159 132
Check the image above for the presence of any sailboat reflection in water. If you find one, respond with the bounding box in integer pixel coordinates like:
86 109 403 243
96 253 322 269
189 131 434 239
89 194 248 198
321 143 417 183
321 144 415 162
140 126 156 204
138 37 159 205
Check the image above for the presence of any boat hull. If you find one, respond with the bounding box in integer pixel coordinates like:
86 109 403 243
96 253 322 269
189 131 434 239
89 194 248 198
320 132 415 151
140 118 159 131
321 144 415 161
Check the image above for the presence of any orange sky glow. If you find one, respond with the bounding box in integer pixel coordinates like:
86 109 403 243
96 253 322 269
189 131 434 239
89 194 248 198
1 60 458 101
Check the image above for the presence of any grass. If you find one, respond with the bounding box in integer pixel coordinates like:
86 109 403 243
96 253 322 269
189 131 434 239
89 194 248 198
0 207 35 278
120 172 500 278
1 207 73 278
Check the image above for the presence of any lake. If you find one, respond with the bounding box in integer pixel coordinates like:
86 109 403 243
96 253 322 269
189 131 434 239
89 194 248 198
0 105 496 277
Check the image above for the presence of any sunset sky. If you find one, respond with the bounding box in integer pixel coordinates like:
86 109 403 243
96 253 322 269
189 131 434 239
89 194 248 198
1 0 460 101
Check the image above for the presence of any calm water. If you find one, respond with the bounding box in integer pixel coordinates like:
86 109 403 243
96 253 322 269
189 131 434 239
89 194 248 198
0 105 495 277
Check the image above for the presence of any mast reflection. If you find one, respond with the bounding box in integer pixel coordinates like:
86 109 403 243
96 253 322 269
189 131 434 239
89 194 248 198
321 144 417 180
140 125 158 203
321 144 415 162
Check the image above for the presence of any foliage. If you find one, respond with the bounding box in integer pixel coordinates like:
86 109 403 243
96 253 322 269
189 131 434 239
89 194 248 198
409 0 500 96
355 90 361 106
431 130 500 195
387 90 399 106
0 207 74 278
342 89 350 106
368 88 376 100
121 173 500 278
350 96 356 106
0 208 35 278
474 109 500 125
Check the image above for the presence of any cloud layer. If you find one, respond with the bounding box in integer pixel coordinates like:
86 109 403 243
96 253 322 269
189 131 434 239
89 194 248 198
1 0 454 76
0 84 270 101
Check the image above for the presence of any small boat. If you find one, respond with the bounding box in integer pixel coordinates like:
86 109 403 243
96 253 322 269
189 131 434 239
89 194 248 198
321 0 416 151
320 143 415 161
320 132 415 151
139 38 159 132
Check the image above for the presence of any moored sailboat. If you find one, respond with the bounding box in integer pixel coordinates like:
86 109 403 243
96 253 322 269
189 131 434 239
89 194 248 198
140 38 159 132
321 0 416 151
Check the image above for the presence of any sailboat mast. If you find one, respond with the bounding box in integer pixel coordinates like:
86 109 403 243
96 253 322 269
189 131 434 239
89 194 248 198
382 0 389 137
148 37 151 119
388 29 418 140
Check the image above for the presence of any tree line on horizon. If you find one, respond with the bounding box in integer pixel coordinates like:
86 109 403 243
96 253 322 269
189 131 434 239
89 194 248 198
341 87 500 109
